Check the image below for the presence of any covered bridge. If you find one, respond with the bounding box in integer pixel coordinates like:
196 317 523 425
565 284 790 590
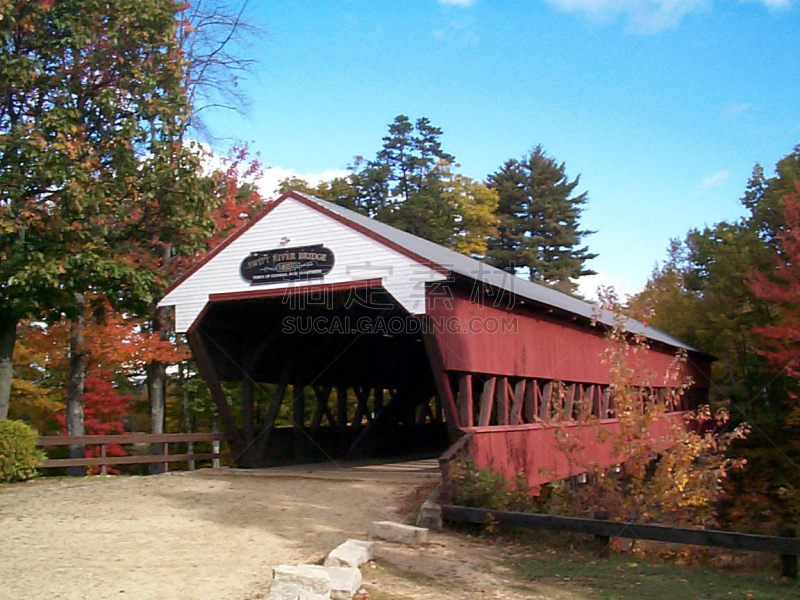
160 190 712 488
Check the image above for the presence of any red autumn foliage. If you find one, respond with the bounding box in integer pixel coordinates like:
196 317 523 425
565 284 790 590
86 310 191 369
55 369 132 474
748 184 800 384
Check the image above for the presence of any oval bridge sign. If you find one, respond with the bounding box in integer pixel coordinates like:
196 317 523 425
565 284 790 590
240 244 335 285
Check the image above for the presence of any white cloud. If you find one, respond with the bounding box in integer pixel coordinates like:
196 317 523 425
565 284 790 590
723 102 750 119
576 271 643 302
439 0 477 6
544 0 708 32
255 166 351 201
742 0 792 8
697 170 729 192
544 0 789 33
193 143 350 202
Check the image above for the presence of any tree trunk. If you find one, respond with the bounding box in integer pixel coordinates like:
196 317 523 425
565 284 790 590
180 363 195 471
0 314 18 420
147 357 167 475
66 296 88 476
148 245 172 475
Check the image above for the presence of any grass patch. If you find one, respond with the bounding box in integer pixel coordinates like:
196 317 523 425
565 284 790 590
507 542 800 599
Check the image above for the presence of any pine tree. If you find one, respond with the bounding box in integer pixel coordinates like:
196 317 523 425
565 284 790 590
282 115 497 256
486 146 596 294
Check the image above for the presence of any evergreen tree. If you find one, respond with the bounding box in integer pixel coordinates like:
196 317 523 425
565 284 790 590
743 145 800 246
281 115 497 256
487 146 596 294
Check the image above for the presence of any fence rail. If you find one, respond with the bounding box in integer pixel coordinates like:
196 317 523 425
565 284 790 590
442 505 800 577
37 433 228 472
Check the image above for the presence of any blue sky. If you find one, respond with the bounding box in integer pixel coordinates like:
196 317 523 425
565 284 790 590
201 0 800 298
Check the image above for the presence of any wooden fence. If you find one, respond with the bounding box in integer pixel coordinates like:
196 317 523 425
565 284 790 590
442 505 800 578
37 433 228 474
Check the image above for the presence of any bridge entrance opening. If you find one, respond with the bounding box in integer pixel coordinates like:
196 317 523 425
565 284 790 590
187 285 449 468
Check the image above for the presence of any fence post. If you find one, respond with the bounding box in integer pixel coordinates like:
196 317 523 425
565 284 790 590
212 418 221 468
781 526 798 579
100 444 107 476
162 442 169 474
594 510 610 558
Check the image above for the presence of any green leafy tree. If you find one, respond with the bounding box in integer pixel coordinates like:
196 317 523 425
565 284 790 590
628 152 800 424
630 223 775 414
487 146 596 294
628 147 800 526
0 0 195 428
421 163 498 256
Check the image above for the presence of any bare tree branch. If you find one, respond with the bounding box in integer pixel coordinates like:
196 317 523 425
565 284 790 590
176 0 263 141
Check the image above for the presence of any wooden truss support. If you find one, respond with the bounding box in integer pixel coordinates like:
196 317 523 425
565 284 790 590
186 329 244 460
238 336 271 446
292 382 306 458
422 332 461 440
495 376 509 426
416 399 435 426
458 373 473 427
310 385 334 429
540 381 553 422
599 385 609 418
292 382 306 428
256 358 294 459
509 379 525 425
478 377 496 427
523 379 538 423
351 387 373 428
564 383 576 421
446 371 687 428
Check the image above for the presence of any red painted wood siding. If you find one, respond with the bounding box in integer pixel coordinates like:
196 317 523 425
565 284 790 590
465 413 686 492
426 287 710 388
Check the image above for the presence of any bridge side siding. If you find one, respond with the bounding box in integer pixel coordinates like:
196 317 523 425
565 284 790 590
426 286 711 388
464 414 687 493
425 285 711 492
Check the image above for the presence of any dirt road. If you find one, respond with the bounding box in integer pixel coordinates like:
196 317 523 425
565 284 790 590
0 461 535 600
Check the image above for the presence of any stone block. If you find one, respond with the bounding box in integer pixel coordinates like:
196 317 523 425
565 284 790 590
345 539 375 561
326 566 362 600
268 564 331 600
324 540 369 568
369 521 429 544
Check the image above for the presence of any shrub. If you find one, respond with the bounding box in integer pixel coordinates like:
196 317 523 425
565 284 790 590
450 458 533 512
0 420 46 483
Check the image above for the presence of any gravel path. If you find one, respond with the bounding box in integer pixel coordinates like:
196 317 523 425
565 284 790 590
0 461 439 600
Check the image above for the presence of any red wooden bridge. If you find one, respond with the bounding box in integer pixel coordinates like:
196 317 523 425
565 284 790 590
160 190 712 488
